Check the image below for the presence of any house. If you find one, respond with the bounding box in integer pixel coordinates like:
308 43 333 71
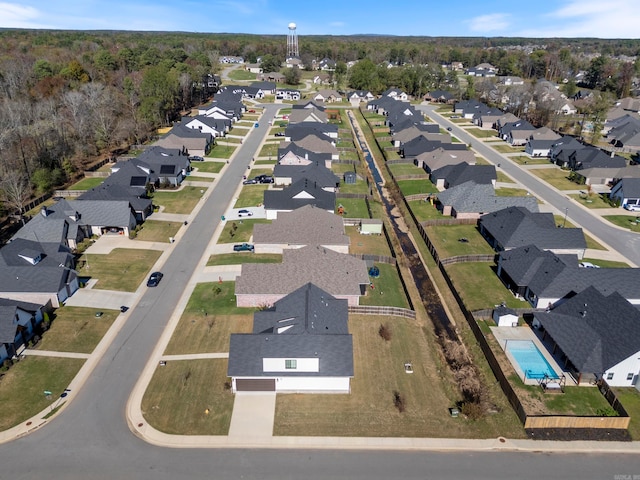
418 148 477 174
347 90 375 104
498 120 537 146
479 207 586 258
285 122 339 140
135 147 191 186
288 107 328 124
500 76 524 86
493 305 519 327
532 286 640 386
278 145 332 169
276 89 301 101
392 124 444 148
263 178 336 219
567 147 626 172
228 283 353 393
281 135 338 160
436 181 538 219
381 88 408 101
606 115 640 153
253 205 349 254
401 136 467 159
234 245 370 307
182 115 228 138
318 58 336 71
250 81 276 95
272 161 340 191
312 73 331 85
610 178 640 208
154 124 213 157
453 99 486 118
311 89 342 103
0 298 47 362
430 163 497 190
424 90 455 104
245 63 262 74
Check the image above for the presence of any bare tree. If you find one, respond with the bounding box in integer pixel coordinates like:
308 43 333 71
0 170 32 224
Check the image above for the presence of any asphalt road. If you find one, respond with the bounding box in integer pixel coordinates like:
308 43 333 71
419 104 640 266
0 103 637 479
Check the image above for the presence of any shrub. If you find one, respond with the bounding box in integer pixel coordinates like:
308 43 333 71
393 390 406 413
378 323 392 341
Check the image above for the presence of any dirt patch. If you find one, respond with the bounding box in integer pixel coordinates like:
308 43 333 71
526 428 631 441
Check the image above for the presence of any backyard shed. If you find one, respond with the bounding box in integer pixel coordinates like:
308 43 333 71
359 219 383 235
343 171 357 184
493 305 519 327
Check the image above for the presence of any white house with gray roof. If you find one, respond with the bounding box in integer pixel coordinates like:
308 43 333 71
228 283 353 393
235 245 369 307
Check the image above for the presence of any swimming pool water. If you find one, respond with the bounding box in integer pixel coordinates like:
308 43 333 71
506 340 558 379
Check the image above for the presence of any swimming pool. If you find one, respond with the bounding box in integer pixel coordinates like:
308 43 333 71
506 340 558 380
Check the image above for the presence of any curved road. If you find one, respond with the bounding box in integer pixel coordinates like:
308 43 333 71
419 104 640 266
0 104 637 479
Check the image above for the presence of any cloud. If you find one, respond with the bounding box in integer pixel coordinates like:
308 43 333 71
0 2 45 28
467 13 511 33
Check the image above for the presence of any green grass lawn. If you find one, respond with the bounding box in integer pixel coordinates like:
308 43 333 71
258 143 279 158
0 356 85 431
207 253 282 266
359 264 409 308
612 387 640 440
254 159 277 165
511 156 551 165
581 258 630 268
141 359 234 435
234 185 269 208
217 218 270 243
346 225 391 256
332 162 359 175
397 179 438 196
274 315 525 438
194 161 225 174
207 144 236 159
247 168 274 178
446 262 529 310
339 179 369 195
185 176 215 183
425 225 495 258
490 144 525 154
530 168 579 190
568 193 611 209
495 187 531 197
227 69 256 81
512 382 614 416
152 186 204 214
388 163 426 177
337 198 369 218
182 281 253 317
78 248 162 291
36 306 119 353
134 220 182 243
408 199 446 222
69 177 105 190
466 128 499 139
603 215 640 233
495 171 515 183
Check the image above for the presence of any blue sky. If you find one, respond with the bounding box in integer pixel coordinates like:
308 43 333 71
1 0 639 38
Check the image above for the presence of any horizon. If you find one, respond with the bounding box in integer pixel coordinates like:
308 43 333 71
1 0 639 40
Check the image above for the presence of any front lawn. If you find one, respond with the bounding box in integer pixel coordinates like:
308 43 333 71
495 187 531 197
152 186 204 214
217 218 270 243
336 198 369 218
425 225 495 258
568 193 611 209
207 253 282 266
511 156 551 165
603 215 640 233
78 248 162 291
530 168 579 190
466 128 499 139
491 144 525 154
36 307 119 353
445 262 529 311
194 161 225 174
134 220 182 243
257 143 278 158
233 185 269 208
396 179 438 196
0 356 85 431
207 143 236 159
141 359 234 435
180 281 254 317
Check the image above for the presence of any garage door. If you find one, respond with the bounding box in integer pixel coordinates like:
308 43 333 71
236 379 276 391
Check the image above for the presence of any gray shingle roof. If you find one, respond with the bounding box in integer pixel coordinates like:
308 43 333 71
272 162 339 188
437 181 538 214
263 179 336 212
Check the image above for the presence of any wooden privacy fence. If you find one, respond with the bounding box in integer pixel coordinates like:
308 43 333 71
524 415 629 430
351 254 396 265
440 254 496 265
421 218 478 227
53 190 84 198
348 305 416 319
83 171 110 178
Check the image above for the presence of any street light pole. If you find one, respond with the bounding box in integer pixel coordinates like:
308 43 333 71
563 207 568 228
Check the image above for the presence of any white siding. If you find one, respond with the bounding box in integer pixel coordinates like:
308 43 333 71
263 357 319 373
604 350 640 387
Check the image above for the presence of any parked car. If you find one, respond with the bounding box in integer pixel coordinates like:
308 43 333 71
259 176 274 184
243 178 258 185
188 155 204 162
275 132 285 137
579 262 600 268
248 109 256 113
282 115 289 119
147 271 164 287
238 209 253 217
624 203 640 211
233 243 254 252
278 122 287 127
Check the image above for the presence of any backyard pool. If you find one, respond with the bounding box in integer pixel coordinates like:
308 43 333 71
506 340 559 380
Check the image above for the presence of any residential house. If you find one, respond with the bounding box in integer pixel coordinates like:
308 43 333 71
532 286 640 386
500 76 524 86
347 90 375 104
418 148 477 174
280 135 338 160
288 107 328 124
498 120 537 146
401 136 467 159
606 115 640 153
479 207 587 258
276 89 301 101
234 245 369 307
253 205 349 254
228 283 353 393
312 89 342 103
250 81 276 95
263 178 336 219
0 298 47 362
453 99 486 119
524 127 562 157
312 73 331 85
430 163 497 190
272 161 340 192
381 88 408 101
278 145 332 169
318 58 336 71
136 146 191 186
182 115 228 138
610 178 640 208
424 90 455 104
285 122 339 140
245 63 262 74
154 124 213 158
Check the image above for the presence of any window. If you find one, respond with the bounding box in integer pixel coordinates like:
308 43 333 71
607 373 614 380
628 373 634 381
285 359 297 370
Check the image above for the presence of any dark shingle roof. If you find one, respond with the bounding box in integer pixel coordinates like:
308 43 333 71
263 178 336 212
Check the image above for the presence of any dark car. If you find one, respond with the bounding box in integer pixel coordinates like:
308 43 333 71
259 176 274 184
147 271 163 287
188 155 204 162
238 209 253 217
447 127 452 131
243 178 258 184
233 243 254 252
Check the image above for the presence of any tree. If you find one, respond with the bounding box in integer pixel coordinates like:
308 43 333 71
260 54 281 74
0 171 31 223
283 67 301 86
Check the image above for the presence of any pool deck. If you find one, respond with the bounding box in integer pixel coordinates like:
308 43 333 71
490 325 574 386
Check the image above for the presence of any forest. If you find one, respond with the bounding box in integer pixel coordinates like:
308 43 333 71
1 29 639 220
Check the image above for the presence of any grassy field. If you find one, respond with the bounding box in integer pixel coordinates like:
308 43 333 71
258 143 278 158
274 315 525 438
387 163 427 177
359 264 409 308
193 161 225 174
446 262 529 310
0 356 85 431
346 226 391 256
207 253 282 266
185 176 215 183
337 197 369 218
217 218 270 243
612 387 640 440
69 177 105 190
227 69 256 81
425 225 495 258
530 168 579 190
152 187 204 214
247 168 274 178
234 185 269 208
78 248 162 291
141 359 234 435
603 215 640 233
36 307 119 353
396 179 438 196
134 220 182 243
496 171 515 183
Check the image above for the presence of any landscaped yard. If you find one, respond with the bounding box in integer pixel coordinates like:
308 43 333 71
152 186 204 214
141 359 234 435
346 226 391 256
257 143 278 158
78 248 162 291
490 144 525 154
0 356 85 431
184 176 215 183
407 199 445 221
495 187 531 197
227 69 256 81
207 253 282 266
247 168 274 178
568 193 611 209
425 225 495 258
337 197 370 218
388 163 426 177
193 161 225 174
396 179 438 196
217 218 270 243
495 171 516 184
445 262 529 310
530 168 579 190
233 185 269 208
273 315 525 438
69 177 105 190
207 143 236 159
466 128 499 139
603 215 640 233
134 220 182 243
612 387 640 440
359 263 409 308
36 307 119 353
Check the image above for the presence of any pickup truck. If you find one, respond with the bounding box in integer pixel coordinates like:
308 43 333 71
233 243 254 252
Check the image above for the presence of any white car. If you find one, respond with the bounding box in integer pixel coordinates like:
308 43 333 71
624 203 640 212
579 262 600 269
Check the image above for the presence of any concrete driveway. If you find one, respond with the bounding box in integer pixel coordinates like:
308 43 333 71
63 287 137 310
224 205 266 220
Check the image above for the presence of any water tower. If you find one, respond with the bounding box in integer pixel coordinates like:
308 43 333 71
287 22 299 58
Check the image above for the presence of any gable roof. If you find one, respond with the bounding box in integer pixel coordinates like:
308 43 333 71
431 163 497 187
437 181 538 214
263 178 336 212
272 162 340 188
